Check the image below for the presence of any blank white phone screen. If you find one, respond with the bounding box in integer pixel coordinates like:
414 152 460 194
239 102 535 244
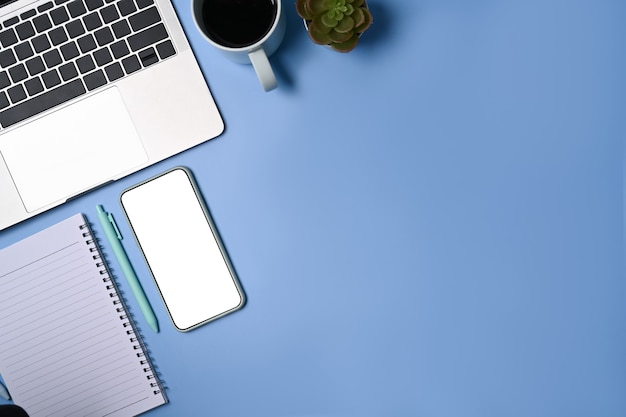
120 168 244 331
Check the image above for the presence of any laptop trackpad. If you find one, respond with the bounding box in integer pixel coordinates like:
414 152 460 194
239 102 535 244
0 88 148 212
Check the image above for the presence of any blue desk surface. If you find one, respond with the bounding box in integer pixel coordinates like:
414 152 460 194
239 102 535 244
1 1 625 416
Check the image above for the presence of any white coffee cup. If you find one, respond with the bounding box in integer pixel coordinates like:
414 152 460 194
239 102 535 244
192 0 285 91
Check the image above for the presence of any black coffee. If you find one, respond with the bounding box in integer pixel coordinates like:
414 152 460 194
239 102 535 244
202 0 277 48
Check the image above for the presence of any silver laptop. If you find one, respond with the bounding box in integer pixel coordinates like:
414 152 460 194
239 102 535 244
0 0 224 231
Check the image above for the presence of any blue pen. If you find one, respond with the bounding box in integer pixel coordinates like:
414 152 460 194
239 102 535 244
96 205 159 333
0 378 10 401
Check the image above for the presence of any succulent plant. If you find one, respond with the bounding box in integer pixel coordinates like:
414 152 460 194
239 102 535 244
296 0 373 52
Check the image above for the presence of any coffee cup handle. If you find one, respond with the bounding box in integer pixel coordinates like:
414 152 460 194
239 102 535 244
249 48 277 92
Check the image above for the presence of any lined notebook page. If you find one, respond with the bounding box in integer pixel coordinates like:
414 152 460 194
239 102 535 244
0 214 166 417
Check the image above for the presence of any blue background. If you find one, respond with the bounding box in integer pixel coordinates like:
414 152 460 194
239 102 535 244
1 0 625 416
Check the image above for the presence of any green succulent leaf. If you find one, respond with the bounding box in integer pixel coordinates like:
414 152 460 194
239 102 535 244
345 4 354 15
321 12 339 28
311 15 332 34
355 7 372 33
351 7 364 27
306 0 333 15
330 8 347 20
295 0 313 20
334 16 354 33
309 26 332 45
352 0 364 7
328 28 353 43
332 35 359 52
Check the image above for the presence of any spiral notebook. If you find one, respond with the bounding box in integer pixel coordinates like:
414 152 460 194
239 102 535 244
0 214 167 417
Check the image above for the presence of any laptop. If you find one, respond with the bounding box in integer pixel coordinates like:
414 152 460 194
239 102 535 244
0 0 224 231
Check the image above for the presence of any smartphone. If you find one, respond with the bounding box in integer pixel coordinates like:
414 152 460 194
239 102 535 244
120 167 245 331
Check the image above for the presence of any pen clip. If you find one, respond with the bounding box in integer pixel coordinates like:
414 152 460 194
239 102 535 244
107 213 123 240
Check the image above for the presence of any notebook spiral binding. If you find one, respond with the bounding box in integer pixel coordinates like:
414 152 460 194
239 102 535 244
79 221 165 396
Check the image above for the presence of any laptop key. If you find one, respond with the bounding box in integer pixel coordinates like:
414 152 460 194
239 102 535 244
121 54 140 74
38 2 55 12
83 69 106 90
100 5 119 24
0 50 16 68
60 41 80 60
3 17 19 28
110 39 129 59
0 71 10 89
156 40 175 59
20 9 37 20
66 20 86 38
77 33 97 53
136 0 153 9
43 49 63 68
118 0 136 16
15 42 34 60
104 61 123 81
86 0 104 11
7 85 26 103
94 26 113 46
9 64 28 83
49 27 68 45
93 47 112 65
111 19 130 38
41 69 61 88
25 77 44 96
16 22 35 40
26 56 46 76
33 14 53 33
129 7 160 31
0 29 18 47
59 62 78 80
0 92 9 110
0 79 85 127
138 47 157 67
32 34 52 53
68 0 87 17
50 7 70 25
127 23 167 51
76 55 95 73
83 11 102 30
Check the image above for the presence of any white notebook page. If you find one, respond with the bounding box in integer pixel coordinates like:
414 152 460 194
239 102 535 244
0 214 166 417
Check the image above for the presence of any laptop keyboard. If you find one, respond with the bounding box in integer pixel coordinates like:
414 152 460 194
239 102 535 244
0 0 176 128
